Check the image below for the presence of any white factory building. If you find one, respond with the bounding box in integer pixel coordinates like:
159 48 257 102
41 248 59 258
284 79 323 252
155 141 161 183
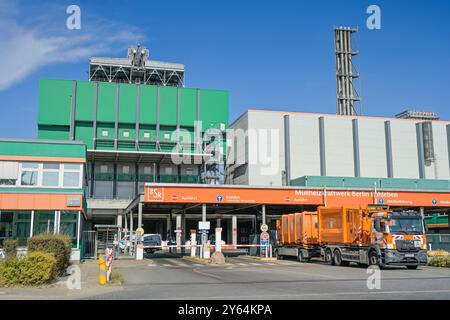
225 109 450 186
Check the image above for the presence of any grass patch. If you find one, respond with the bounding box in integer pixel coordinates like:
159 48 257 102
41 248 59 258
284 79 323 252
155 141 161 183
109 270 124 285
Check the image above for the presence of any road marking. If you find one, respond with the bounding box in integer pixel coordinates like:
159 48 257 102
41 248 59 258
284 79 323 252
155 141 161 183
266 263 276 265
193 264 204 267
237 263 248 266
249 262 260 266
147 264 156 267
162 264 173 267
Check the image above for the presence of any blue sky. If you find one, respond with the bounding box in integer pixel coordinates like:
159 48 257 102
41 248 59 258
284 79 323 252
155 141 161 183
0 0 449 138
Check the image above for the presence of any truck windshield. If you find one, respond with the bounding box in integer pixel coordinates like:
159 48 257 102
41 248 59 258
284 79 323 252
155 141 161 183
389 217 423 235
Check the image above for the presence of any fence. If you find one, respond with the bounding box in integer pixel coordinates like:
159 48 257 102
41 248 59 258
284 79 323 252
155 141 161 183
426 234 450 252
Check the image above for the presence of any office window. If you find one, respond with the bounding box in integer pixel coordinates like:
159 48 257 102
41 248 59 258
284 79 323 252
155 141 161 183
123 131 130 138
143 132 150 139
33 211 55 235
102 130 109 137
42 163 60 187
122 166 130 174
21 170 38 186
60 211 78 247
144 166 152 174
0 161 18 185
63 172 80 187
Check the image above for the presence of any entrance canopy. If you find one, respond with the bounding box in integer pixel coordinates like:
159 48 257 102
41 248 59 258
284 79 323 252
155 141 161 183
124 183 450 216
142 183 450 208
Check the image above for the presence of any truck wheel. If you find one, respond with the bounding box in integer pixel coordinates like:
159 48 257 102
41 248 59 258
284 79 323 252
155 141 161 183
333 249 345 266
325 249 334 265
368 250 380 267
406 265 418 270
276 250 283 260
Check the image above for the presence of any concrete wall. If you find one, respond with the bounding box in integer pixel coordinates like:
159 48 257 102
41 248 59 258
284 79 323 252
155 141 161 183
247 111 285 186
289 114 321 178
323 117 354 177
358 118 388 178
390 121 420 178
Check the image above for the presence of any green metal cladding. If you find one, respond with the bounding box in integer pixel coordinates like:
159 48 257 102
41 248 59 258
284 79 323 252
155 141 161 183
37 79 229 153
0 139 86 159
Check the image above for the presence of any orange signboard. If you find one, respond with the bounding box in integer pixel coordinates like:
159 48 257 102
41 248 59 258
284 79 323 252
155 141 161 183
144 185 450 207
0 193 83 211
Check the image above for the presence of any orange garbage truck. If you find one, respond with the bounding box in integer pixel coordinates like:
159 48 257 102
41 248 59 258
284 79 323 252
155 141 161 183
276 205 428 269
276 211 321 262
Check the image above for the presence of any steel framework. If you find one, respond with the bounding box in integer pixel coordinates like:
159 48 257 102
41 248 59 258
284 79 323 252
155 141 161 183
89 46 185 87
334 27 362 115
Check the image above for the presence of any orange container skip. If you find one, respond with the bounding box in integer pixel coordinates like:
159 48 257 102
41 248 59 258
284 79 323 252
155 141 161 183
280 214 289 244
294 211 319 245
318 206 368 245
287 214 296 244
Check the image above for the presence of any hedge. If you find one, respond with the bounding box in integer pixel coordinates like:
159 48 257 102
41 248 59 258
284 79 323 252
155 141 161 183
0 252 56 286
427 256 450 268
3 239 18 260
27 233 72 275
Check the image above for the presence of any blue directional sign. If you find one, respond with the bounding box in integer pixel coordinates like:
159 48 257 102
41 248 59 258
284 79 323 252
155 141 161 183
216 195 223 202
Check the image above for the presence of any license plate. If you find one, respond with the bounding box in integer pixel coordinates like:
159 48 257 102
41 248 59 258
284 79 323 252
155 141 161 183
405 254 415 258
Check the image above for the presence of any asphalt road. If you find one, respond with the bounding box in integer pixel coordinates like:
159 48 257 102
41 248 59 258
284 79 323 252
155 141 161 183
89 255 450 300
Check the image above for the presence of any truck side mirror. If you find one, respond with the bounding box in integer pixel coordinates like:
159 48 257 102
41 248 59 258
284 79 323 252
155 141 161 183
374 218 381 232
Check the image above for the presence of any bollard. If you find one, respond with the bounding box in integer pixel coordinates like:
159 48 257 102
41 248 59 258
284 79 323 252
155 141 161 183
98 256 107 285
190 230 197 257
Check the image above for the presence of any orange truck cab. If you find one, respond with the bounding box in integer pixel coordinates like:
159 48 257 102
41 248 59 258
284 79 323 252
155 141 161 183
276 205 428 269
319 205 428 269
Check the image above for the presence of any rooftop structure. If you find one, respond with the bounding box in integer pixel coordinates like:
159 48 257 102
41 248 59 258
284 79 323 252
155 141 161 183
396 109 440 121
89 45 185 87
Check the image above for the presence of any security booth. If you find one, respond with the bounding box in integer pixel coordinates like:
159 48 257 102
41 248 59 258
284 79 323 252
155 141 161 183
0 139 88 261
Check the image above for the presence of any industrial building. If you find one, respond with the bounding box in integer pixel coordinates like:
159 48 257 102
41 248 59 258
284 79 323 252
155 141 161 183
0 139 87 260
0 42 449 257
226 109 450 185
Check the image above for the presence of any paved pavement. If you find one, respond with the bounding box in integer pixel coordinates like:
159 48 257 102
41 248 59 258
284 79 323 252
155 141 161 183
1 255 450 299
91 255 450 300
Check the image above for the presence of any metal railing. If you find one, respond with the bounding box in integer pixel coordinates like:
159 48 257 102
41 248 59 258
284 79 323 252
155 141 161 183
426 234 450 252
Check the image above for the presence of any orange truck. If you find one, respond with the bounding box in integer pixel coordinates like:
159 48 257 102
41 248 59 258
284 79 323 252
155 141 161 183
276 205 428 269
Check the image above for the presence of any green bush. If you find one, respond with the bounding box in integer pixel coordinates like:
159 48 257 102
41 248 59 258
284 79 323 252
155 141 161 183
3 239 18 259
427 256 450 268
0 252 56 286
27 233 72 275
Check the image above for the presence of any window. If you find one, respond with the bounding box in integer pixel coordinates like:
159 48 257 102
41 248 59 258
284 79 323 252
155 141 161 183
42 163 60 187
0 161 18 186
0 211 13 246
163 133 170 140
144 166 151 174
143 132 150 139
21 170 38 186
63 172 80 187
100 165 108 173
33 211 55 235
165 167 172 175
20 162 39 186
122 166 130 174
102 130 109 137
123 131 130 138
0 179 16 186
59 211 78 247
62 163 82 188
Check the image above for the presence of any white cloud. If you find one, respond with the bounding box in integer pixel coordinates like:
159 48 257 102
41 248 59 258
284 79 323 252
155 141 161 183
0 2 144 90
